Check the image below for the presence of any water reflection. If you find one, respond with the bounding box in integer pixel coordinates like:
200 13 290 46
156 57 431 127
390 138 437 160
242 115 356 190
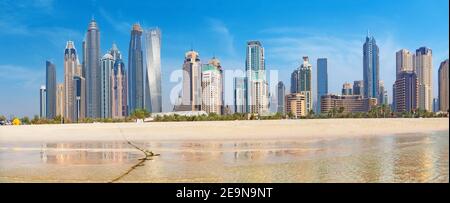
0 131 448 182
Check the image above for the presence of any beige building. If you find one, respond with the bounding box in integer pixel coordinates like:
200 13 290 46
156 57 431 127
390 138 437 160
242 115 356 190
439 59 449 112
201 57 223 115
396 49 414 77
320 94 377 114
176 50 202 111
56 83 65 117
285 93 306 118
414 47 433 111
64 41 78 122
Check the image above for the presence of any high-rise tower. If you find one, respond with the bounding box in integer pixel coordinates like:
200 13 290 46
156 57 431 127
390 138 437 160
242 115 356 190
363 32 380 99
85 19 101 118
45 61 56 119
415 47 433 111
246 41 269 115
128 23 145 113
144 28 162 113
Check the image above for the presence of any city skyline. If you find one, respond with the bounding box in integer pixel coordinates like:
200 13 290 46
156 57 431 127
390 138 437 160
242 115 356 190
0 0 448 117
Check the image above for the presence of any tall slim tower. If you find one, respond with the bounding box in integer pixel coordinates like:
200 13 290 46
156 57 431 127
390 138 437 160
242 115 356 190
316 58 328 113
201 57 223 115
73 76 86 122
277 81 285 113
85 19 101 118
111 58 128 118
177 50 202 111
438 59 449 112
234 77 247 113
64 41 77 122
299 56 313 114
246 41 269 115
45 61 56 119
128 23 145 113
363 33 380 99
56 83 65 117
40 85 46 118
100 53 113 118
415 47 433 111
144 28 162 113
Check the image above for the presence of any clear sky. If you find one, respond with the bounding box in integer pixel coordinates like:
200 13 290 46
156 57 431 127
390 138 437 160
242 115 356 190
0 0 448 117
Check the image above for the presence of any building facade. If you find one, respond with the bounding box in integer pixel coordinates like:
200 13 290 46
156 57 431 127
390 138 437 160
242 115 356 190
394 71 418 113
111 59 128 118
234 77 247 113
320 94 377 113
299 56 313 114
56 83 64 117
353 80 364 96
73 76 86 122
342 82 353 95
100 53 113 118
201 58 223 115
438 59 449 112
246 41 269 115
144 28 162 113
85 19 101 118
40 85 46 118
396 49 414 78
177 50 202 111
285 93 306 118
45 61 56 119
415 47 433 111
128 23 145 114
277 81 285 114
316 58 328 114
290 69 299 94
363 33 380 99
64 41 78 122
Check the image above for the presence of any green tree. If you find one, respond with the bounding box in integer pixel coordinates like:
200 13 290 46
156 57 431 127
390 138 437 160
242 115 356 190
130 108 151 119
0 115 6 122
21 116 30 125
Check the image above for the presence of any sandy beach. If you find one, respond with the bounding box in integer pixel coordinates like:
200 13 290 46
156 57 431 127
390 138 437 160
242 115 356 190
0 118 448 142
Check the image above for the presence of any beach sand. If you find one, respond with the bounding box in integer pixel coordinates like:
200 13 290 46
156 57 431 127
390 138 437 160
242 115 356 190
0 118 448 142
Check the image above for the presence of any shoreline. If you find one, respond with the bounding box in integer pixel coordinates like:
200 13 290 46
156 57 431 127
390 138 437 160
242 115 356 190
0 118 448 143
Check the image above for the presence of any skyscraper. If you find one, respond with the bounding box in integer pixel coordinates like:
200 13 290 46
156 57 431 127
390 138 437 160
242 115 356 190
128 23 145 113
110 43 122 61
45 61 56 119
378 80 388 105
394 71 418 112
73 76 86 122
290 69 299 93
316 58 328 113
415 47 433 111
111 58 128 118
299 56 313 114
201 57 223 115
277 81 285 114
438 59 449 112
234 77 247 113
177 50 202 111
100 53 113 118
396 49 413 78
363 32 380 99
144 28 162 113
64 41 77 121
246 41 269 115
56 83 64 117
40 85 46 118
353 80 364 96
342 82 353 95
85 19 101 118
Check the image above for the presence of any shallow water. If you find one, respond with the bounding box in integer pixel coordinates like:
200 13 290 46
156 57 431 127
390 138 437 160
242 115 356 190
0 131 448 182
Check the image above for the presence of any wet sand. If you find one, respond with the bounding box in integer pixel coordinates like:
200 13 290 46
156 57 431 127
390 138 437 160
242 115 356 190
0 118 448 142
0 118 448 183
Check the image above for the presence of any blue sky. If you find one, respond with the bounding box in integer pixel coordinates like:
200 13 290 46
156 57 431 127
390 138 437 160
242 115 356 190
0 0 448 117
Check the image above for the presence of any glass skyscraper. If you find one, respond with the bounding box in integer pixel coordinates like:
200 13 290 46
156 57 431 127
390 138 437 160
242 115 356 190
234 77 247 113
299 56 312 114
277 81 285 113
128 23 145 113
100 53 113 118
245 41 269 115
85 19 101 118
40 85 46 118
316 58 328 113
45 60 56 119
144 28 162 113
363 33 380 100
415 47 433 111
